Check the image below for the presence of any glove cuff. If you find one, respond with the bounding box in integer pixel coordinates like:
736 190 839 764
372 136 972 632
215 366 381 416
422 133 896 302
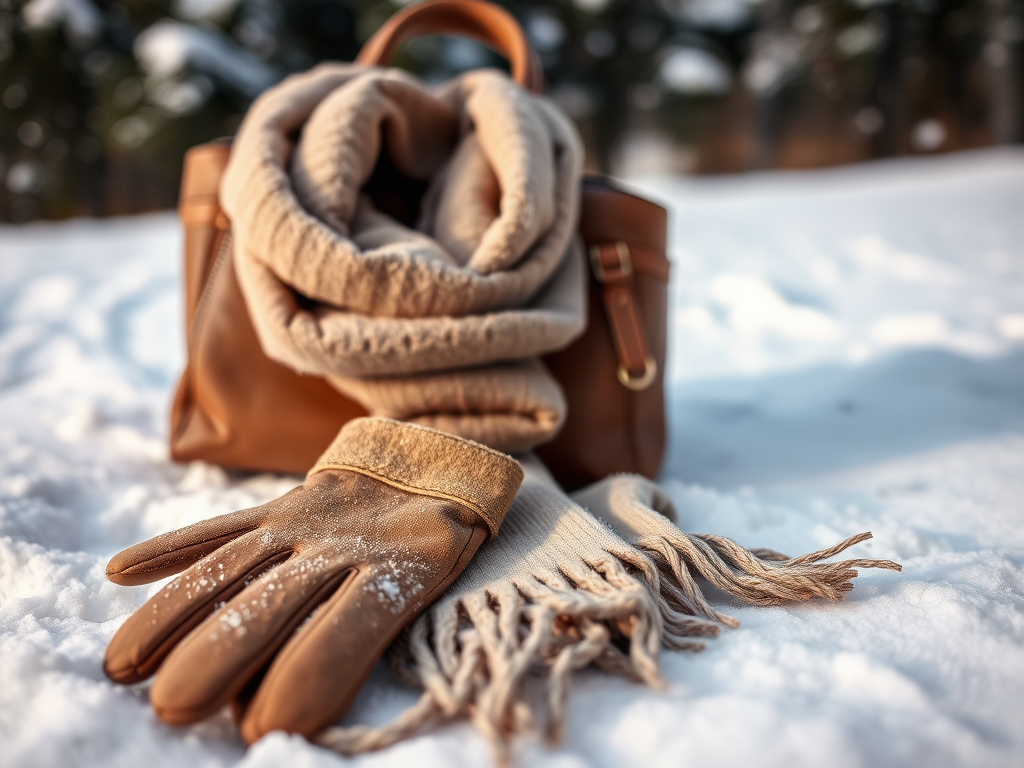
308 417 523 535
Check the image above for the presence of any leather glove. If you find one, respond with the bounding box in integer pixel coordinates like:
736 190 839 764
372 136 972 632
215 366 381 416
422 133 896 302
102 418 522 743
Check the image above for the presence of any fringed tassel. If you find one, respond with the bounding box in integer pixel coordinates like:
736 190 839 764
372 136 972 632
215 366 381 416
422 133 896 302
573 475 902 632
318 553 669 764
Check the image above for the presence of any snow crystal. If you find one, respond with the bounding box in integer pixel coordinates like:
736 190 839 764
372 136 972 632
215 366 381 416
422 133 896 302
369 574 404 610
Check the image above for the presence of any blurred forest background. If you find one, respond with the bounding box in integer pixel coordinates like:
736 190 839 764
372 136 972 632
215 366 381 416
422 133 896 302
0 0 1021 222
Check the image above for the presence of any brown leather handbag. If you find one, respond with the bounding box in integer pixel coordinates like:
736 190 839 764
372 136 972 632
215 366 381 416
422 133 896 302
169 0 669 491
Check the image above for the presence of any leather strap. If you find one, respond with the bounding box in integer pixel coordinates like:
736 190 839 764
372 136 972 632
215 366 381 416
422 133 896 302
178 140 232 229
356 0 544 94
178 198 220 227
590 242 658 391
624 245 671 283
179 199 230 230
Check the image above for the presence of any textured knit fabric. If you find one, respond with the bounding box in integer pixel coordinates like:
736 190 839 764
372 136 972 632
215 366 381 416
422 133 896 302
220 63 585 453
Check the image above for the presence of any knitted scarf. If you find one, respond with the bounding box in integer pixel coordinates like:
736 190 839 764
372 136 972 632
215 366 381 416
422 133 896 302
221 63 901 761
222 63 586 453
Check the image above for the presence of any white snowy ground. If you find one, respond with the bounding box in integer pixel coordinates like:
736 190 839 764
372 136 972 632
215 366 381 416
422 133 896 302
2 148 1023 768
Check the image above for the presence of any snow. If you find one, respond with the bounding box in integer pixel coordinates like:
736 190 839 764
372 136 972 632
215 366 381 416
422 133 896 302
20 0 102 46
659 46 733 96
661 0 753 32
134 21 277 99
2 148 1024 767
174 0 243 24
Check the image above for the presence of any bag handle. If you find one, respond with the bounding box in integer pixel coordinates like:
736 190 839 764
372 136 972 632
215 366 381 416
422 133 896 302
356 0 544 94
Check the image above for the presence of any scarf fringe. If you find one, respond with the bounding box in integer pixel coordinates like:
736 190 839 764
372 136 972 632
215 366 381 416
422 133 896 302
317 531 900 762
318 555 665 763
636 529 902 631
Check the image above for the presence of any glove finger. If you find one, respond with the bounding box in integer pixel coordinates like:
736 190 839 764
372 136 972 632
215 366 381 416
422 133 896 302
106 503 274 586
238 525 487 743
234 566 391 743
103 527 290 684
149 552 354 726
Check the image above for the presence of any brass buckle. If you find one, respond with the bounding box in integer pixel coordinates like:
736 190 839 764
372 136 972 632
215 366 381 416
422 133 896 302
617 355 658 391
590 242 632 281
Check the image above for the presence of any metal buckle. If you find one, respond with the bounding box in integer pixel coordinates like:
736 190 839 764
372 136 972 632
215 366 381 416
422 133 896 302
617 355 658 391
589 242 632 282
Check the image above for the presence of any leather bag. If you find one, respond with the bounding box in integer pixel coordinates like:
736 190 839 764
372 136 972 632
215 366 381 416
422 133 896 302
169 0 669 491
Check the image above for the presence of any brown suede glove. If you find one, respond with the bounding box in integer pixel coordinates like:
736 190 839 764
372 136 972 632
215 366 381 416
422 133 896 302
103 418 522 743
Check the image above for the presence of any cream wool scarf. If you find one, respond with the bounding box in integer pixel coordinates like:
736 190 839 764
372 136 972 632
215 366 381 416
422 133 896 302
221 63 586 452
221 64 900 761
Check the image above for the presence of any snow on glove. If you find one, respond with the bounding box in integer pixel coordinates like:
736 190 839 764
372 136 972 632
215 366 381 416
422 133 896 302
102 417 522 744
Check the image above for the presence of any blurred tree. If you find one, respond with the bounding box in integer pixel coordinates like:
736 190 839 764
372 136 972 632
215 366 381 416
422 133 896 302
0 0 1021 221
985 0 1021 141
0 0 373 221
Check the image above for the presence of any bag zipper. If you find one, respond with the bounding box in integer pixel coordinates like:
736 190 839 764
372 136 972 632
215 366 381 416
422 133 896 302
188 228 233 353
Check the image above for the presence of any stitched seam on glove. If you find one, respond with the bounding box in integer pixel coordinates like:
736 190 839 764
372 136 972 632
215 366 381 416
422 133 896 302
308 417 523 535
308 462 500 533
